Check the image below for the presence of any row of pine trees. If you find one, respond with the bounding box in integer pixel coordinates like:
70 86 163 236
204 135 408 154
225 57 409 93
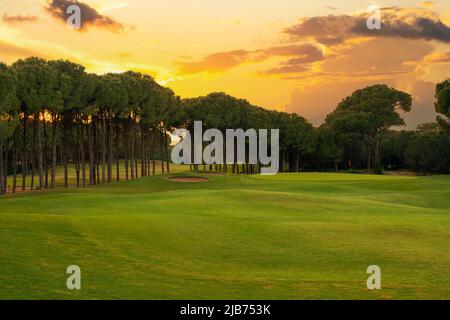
0 57 316 195
2 57 450 195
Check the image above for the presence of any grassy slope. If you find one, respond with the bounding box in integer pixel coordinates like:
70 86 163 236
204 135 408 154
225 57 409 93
1 170 450 299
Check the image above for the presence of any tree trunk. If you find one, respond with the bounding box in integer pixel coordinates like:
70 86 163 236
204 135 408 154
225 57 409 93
51 116 58 188
30 158 35 190
79 120 86 187
124 121 129 180
4 147 9 194
21 113 28 191
164 129 170 174
93 120 98 185
134 118 138 179
35 114 44 189
373 139 380 168
152 129 156 175
0 134 4 196
141 125 145 177
12 131 17 193
88 117 95 186
107 113 113 183
63 121 68 188
43 113 49 189
160 130 165 174
364 134 381 170
130 118 135 179
279 150 284 173
102 115 106 184
116 119 120 182
147 131 151 176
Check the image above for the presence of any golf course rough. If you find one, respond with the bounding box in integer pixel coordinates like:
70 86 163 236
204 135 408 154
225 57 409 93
1 172 450 299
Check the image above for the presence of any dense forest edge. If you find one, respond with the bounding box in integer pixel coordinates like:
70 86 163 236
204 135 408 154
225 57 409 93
0 57 450 195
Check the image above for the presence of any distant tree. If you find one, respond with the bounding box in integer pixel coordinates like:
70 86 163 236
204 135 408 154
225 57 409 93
381 130 413 170
405 130 450 174
0 63 19 195
117 72 145 179
435 79 450 135
317 126 344 171
8 56 450 195
49 60 89 188
95 74 128 183
276 112 315 172
324 84 412 172
12 58 60 189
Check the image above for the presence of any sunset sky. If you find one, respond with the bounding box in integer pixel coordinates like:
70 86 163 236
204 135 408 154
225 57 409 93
1 0 450 127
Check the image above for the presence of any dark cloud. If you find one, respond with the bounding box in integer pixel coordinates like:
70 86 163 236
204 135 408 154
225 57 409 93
178 6 448 82
351 14 450 43
2 14 38 24
178 50 250 74
178 44 323 74
285 14 356 44
45 0 124 32
259 44 324 75
264 44 324 61
285 7 450 45
263 64 309 75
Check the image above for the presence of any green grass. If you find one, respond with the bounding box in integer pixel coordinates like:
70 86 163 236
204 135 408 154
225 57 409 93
1 169 450 299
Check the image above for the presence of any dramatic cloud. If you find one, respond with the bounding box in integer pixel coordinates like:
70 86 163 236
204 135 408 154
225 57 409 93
45 0 124 32
2 14 38 24
178 50 250 74
178 44 323 74
177 6 449 79
284 37 439 127
285 7 450 45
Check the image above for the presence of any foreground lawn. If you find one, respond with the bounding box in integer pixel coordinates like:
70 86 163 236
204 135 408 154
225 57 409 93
1 171 450 299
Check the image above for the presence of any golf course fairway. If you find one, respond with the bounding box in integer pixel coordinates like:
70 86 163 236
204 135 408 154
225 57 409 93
1 171 450 299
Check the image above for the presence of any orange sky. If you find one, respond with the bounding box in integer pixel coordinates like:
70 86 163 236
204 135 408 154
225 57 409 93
1 0 450 127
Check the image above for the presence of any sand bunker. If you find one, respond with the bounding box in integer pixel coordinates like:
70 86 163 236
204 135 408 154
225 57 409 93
169 176 209 182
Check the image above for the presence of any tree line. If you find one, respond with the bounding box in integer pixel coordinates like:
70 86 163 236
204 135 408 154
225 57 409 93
1 57 450 195
0 57 182 195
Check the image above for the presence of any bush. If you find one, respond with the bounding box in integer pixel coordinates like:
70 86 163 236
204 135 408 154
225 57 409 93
405 132 450 174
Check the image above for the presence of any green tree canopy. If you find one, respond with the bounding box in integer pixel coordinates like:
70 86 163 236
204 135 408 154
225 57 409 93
435 78 450 135
324 84 412 170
